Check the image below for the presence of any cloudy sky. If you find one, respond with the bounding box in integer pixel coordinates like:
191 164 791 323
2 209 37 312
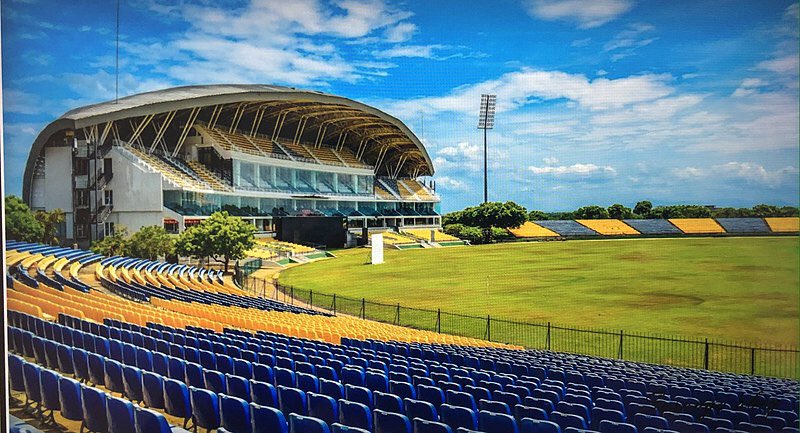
3 0 798 212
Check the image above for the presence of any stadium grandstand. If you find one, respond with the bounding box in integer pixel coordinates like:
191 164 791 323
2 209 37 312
7 239 800 433
765 217 800 233
22 85 441 247
668 218 726 234
575 220 640 236
508 222 559 238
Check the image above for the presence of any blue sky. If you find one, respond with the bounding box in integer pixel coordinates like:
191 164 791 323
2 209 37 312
3 0 798 213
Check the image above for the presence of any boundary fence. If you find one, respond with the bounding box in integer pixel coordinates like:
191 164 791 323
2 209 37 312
243 276 799 380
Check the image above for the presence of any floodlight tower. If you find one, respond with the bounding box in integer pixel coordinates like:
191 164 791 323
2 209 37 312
478 94 496 203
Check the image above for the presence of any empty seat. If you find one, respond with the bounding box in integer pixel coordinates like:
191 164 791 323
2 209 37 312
309 392 339 426
375 409 413 433
190 387 221 433
121 365 144 403
514 404 549 423
598 420 637 433
141 371 165 409
252 402 289 433
252 380 278 407
480 399 512 416
519 418 561 433
340 399 373 431
375 391 405 414
279 385 308 417
227 374 252 401
406 398 439 422
81 385 109 433
289 413 331 433
221 394 252 433
58 376 83 422
163 378 192 428
479 410 519 433
346 384 374 408
413 418 455 433
134 407 174 433
107 395 136 433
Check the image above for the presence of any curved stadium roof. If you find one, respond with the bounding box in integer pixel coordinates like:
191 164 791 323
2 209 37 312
24 84 433 201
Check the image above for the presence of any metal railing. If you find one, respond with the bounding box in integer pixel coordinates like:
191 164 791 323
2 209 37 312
242 276 800 380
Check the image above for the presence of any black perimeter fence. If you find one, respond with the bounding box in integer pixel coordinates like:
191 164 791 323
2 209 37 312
243 276 799 380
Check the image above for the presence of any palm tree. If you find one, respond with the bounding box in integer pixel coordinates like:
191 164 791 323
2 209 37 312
35 208 66 245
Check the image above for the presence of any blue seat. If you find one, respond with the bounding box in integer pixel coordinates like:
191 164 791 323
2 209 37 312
190 387 220 433
136 348 153 371
289 413 331 433
104 358 125 394
298 372 321 394
204 370 227 394
217 354 235 374
57 344 75 375
413 419 454 433
448 390 478 412
309 392 339 426
58 376 83 422
634 414 668 431
391 380 417 400
590 408 623 429
234 359 254 379
38 368 61 424
152 352 169 376
331 423 371 433
419 385 446 408
673 419 713 433
198 350 216 370
253 363 274 383
107 395 136 433
168 357 187 382
87 353 106 386
275 367 297 388
120 365 143 403
340 399 373 431
163 377 192 428
9 355 25 393
141 371 165 409
227 374 252 401
598 420 636 433
441 404 479 431
375 409 413 433
551 412 587 431
495 391 522 409
406 398 438 422
134 407 172 433
220 394 252 433
320 378 345 401
22 362 42 411
251 380 278 407
82 385 109 433
342 367 367 387
184 362 204 388
479 399 512 416
251 402 289 433
367 371 390 393
346 384 374 408
279 385 308 416
375 391 405 414
479 410 519 433
515 405 548 422
519 418 561 433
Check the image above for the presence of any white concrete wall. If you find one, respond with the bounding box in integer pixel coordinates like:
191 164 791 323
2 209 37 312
43 147 74 239
106 148 164 232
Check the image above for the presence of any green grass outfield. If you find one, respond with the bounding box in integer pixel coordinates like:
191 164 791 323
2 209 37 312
279 237 799 376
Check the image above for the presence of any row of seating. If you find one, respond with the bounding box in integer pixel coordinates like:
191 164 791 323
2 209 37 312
9 308 797 433
402 229 462 243
511 218 800 238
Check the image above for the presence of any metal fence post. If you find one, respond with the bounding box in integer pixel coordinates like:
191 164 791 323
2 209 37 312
291 287 294 305
395 303 400 325
486 315 491 341
618 330 624 359
436 309 441 333
310 290 313 309
361 298 365 320
751 348 756 375
332 294 337 316
704 338 709 370
547 322 551 351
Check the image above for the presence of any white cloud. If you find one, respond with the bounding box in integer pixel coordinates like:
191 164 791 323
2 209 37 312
4 89 44 115
732 78 765 97
602 22 657 61
757 54 799 75
433 141 507 173
543 157 559 165
372 44 445 59
528 163 617 178
523 0 634 29
672 166 705 179
671 162 798 188
384 22 417 43
435 176 469 191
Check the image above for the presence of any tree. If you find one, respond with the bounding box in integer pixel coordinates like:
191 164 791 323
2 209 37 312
573 205 609 220
175 211 255 272
607 204 633 219
35 208 66 245
633 200 652 217
442 223 483 244
462 201 527 242
90 226 130 256
128 225 175 261
528 210 548 221
5 195 44 242
752 204 781 217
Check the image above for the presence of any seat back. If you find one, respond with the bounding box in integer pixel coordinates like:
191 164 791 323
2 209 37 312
82 385 109 433
479 410 519 433
141 371 165 409
251 402 289 433
278 385 309 417
134 407 171 433
189 386 220 431
163 378 192 421
340 399 373 431
413 419 454 433
58 376 83 421
107 395 136 433
221 394 252 433
309 392 339 426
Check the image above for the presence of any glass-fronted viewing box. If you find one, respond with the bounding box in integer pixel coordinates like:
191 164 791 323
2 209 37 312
232 159 374 195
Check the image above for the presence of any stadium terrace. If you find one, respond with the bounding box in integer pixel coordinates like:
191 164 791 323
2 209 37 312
23 85 440 245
